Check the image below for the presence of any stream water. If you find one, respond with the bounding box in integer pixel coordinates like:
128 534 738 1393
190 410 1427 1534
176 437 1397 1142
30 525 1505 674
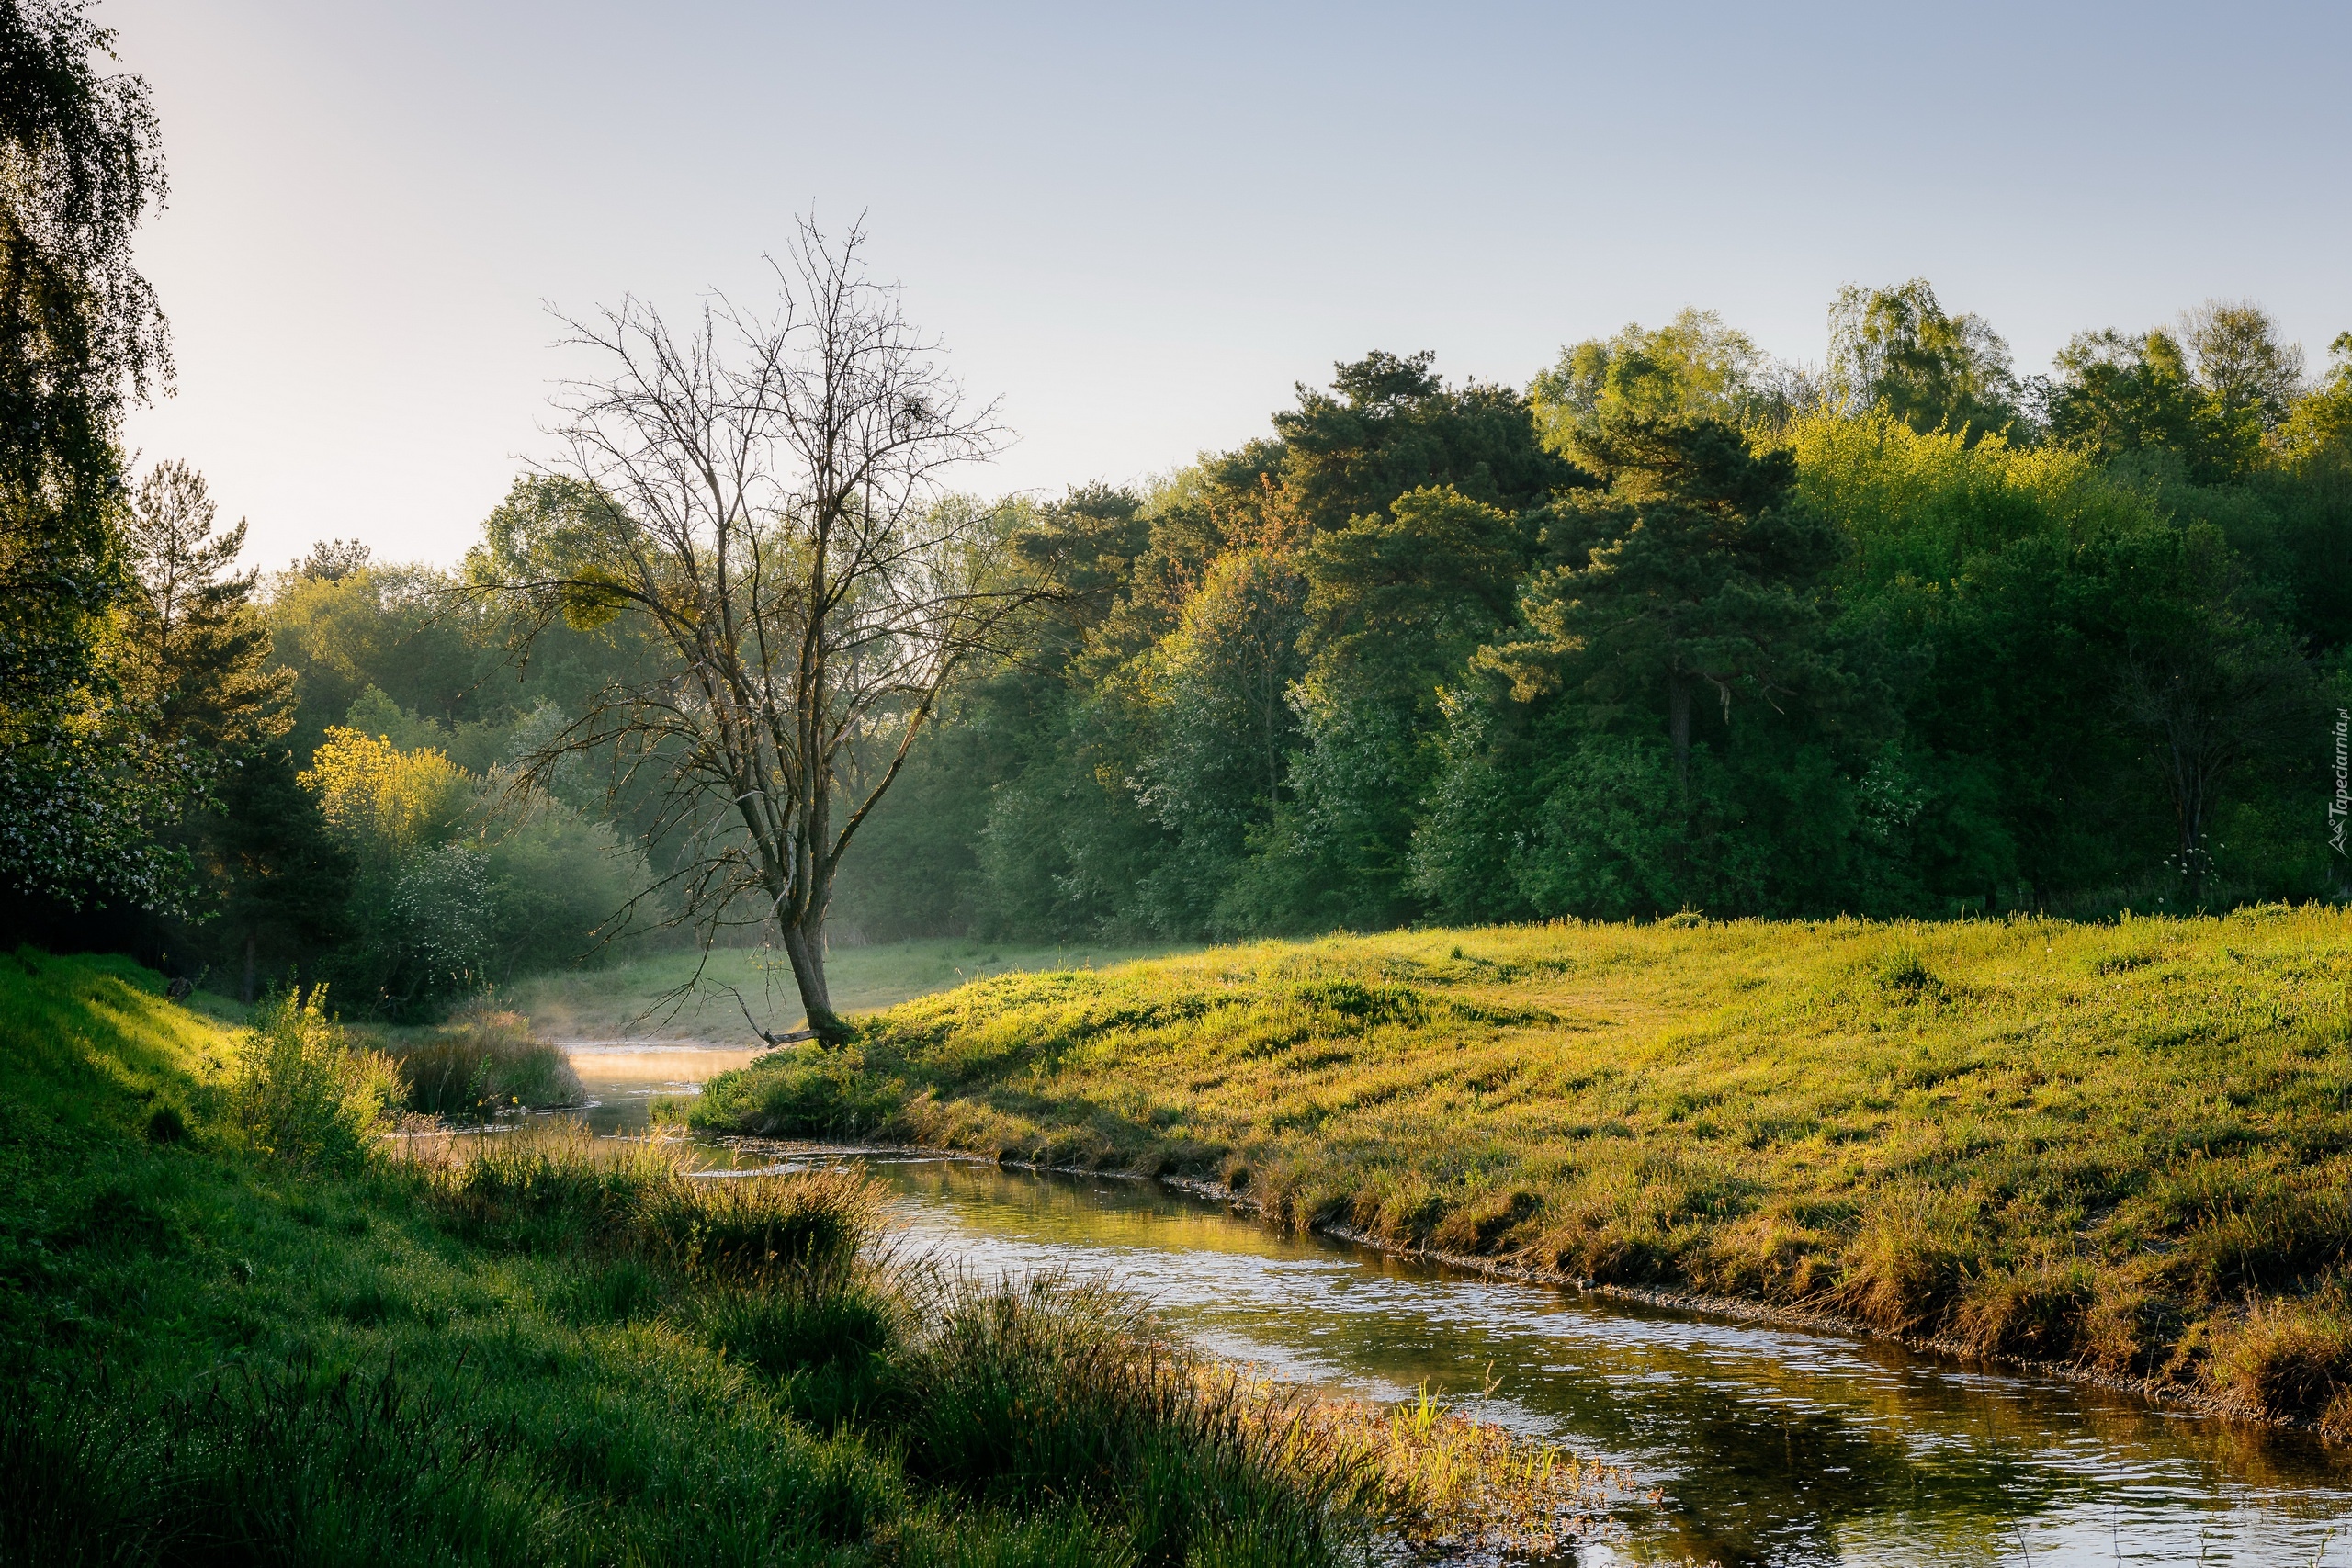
561 1043 2352 1566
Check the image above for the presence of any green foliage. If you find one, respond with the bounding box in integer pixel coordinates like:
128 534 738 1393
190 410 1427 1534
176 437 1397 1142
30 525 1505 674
267 564 505 768
1268 349 1581 536
1828 278 2024 442
1496 414 1844 754
287 716 646 1019
2041 302 2310 485
1532 308 1775 435
2043 328 2218 476
0 0 182 913
1302 484 1531 708
204 744 356 993
120 459 290 753
809 301 2349 935
228 985 399 1170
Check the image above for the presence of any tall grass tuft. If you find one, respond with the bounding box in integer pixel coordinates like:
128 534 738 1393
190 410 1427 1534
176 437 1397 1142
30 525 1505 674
396 1125 878 1280
2209 1292 2352 1434
1305 1381 1642 1557
383 1007 584 1117
894 1273 1363 1562
229 987 400 1171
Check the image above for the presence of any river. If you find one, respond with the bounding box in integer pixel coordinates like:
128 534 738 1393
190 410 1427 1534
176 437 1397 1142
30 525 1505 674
561 1042 2352 1566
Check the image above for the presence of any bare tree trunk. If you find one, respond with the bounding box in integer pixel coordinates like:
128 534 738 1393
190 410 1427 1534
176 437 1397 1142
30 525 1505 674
777 918 839 1037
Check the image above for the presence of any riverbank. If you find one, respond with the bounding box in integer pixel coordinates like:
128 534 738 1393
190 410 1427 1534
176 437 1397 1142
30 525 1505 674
504 938 1192 1041
0 950 1612 1564
693 908 2352 1437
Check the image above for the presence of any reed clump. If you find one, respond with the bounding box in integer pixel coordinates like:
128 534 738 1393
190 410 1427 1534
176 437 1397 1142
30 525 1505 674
381 1006 584 1117
1309 1381 1645 1557
394 1124 875 1279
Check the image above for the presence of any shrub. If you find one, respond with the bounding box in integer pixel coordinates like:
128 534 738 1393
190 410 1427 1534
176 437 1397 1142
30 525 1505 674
386 1008 584 1116
229 987 399 1170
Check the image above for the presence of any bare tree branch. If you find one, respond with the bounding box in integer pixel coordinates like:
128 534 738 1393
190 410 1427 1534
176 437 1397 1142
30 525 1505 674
465 219 1035 1043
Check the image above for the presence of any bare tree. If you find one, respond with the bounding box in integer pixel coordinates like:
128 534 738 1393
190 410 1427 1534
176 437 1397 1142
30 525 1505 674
471 220 1024 1043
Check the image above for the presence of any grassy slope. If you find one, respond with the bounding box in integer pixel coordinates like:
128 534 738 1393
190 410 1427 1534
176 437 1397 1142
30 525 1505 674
508 939 1192 1040
0 951 1384 1564
3 949 1608 1565
0 952 943 1563
696 909 2352 1432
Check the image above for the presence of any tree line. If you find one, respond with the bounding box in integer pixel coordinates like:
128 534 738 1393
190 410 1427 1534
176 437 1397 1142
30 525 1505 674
836 297 2351 942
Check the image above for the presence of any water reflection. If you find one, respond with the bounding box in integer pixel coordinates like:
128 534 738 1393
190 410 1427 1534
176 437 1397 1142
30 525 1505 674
560 1046 2352 1565
560 1040 763 1134
834 1157 2348 1566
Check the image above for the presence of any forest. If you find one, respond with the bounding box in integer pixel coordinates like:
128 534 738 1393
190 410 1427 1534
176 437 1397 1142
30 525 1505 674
15 285 2349 1018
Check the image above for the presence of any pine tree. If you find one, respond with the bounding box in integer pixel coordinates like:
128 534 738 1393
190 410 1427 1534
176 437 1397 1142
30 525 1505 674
121 457 291 751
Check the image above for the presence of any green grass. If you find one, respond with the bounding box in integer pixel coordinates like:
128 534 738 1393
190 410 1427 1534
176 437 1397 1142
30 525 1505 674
695 909 2352 1434
375 1006 587 1116
504 939 1193 1041
0 947 1601 1564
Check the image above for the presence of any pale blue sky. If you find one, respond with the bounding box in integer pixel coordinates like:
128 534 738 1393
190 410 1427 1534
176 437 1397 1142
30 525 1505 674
114 1 2351 568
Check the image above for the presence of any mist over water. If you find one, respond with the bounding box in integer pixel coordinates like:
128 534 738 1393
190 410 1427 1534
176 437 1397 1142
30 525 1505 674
564 1043 2352 1567
562 1041 763 1134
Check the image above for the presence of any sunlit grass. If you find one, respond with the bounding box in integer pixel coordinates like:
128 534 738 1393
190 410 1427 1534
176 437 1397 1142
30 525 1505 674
697 908 2352 1430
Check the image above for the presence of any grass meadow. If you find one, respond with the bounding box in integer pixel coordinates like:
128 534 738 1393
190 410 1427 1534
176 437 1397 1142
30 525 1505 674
0 949 1606 1565
695 908 2352 1434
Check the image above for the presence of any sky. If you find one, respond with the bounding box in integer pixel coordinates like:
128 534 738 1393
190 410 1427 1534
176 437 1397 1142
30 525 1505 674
110 0 2352 570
